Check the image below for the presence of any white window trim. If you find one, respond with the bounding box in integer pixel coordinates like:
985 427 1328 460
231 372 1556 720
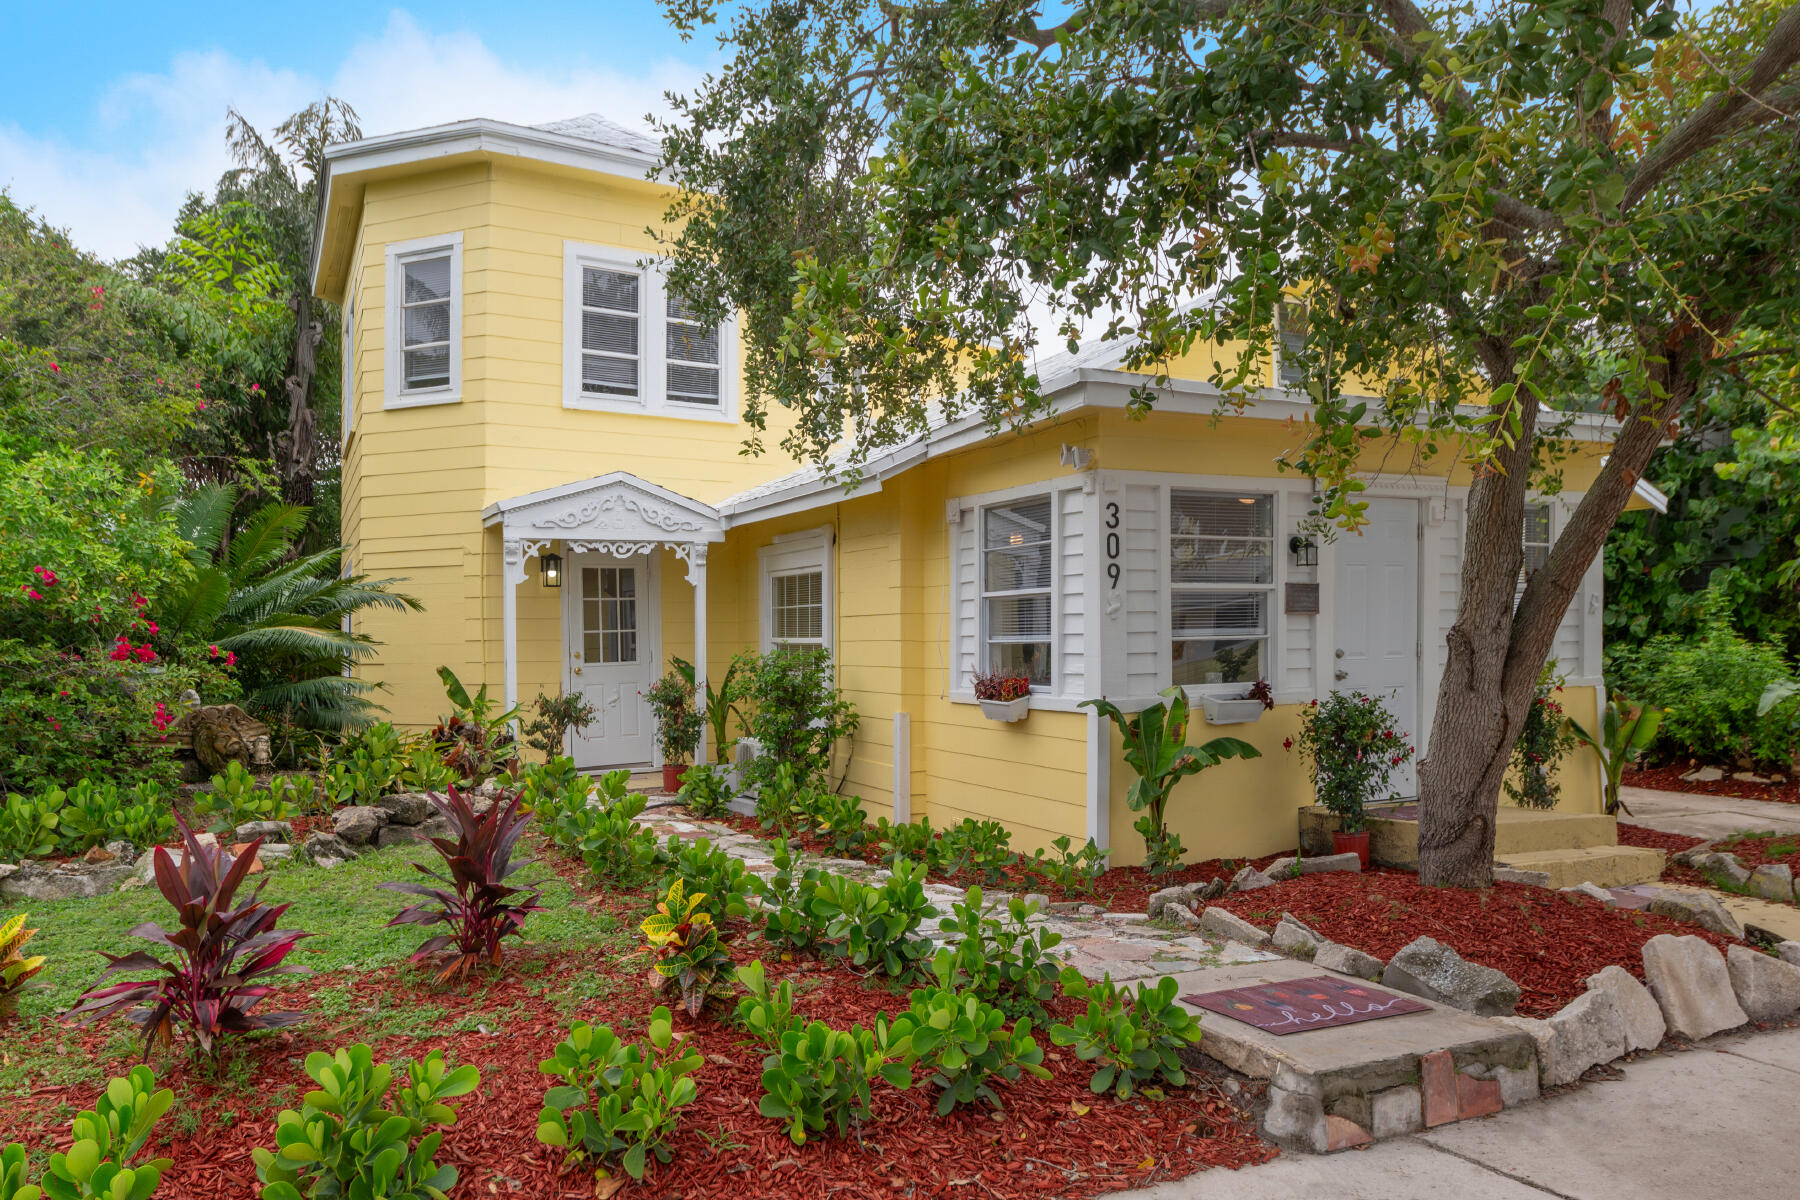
1167 485 1279 698
1274 300 1307 390
341 285 356 444
758 526 834 655
562 241 737 424
979 492 1058 694
383 232 463 410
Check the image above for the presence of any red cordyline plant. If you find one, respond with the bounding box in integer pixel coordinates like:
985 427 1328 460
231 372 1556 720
382 788 544 984
68 815 310 1057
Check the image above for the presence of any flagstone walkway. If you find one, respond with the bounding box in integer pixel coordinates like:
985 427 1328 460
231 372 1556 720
635 807 1285 981
1621 784 1800 839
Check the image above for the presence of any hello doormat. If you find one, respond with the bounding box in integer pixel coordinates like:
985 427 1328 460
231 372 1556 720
1182 976 1431 1035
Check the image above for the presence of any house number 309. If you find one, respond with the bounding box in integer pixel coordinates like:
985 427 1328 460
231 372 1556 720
1105 502 1121 589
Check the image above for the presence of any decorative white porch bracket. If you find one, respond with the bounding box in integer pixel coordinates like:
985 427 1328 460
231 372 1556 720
481 472 726 760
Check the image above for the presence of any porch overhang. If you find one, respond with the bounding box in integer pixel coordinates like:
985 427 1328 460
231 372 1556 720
481 470 726 545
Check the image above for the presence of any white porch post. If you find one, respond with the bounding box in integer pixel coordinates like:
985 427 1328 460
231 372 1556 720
687 543 709 765
501 537 543 735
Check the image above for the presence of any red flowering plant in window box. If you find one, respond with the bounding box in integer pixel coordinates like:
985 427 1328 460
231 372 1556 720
973 671 1032 722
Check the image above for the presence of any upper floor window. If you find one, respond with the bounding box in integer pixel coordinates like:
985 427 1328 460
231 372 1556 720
383 233 463 409
982 496 1053 687
1518 502 1552 605
1170 489 1274 687
760 528 833 655
1276 300 1308 389
563 242 734 422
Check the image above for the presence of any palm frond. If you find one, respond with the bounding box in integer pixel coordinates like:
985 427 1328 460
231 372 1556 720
225 502 309 583
158 568 233 640
170 484 239 566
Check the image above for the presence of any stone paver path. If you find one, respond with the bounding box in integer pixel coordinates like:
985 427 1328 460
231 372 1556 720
1622 785 1800 840
637 809 1282 981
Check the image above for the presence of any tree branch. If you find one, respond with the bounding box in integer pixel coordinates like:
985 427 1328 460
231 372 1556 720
1622 1 1800 208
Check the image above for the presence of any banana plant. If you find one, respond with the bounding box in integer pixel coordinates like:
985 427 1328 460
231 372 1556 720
1565 697 1664 817
1082 687 1260 873
673 653 748 763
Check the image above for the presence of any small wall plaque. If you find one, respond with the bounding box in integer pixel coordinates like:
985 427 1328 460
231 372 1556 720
1285 582 1321 614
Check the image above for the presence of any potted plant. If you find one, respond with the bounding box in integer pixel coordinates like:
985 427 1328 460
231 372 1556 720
1289 690 1414 867
1082 687 1261 874
644 666 703 792
974 671 1032 722
1198 677 1275 725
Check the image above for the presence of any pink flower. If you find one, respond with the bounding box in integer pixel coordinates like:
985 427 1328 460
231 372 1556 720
150 701 173 732
48 718 61 731
49 362 60 373
131 593 147 608
225 650 238 667
250 382 262 393
196 400 208 411
33 566 57 584
110 637 132 662
145 619 159 635
209 644 220 658
59 690 69 698
134 644 157 663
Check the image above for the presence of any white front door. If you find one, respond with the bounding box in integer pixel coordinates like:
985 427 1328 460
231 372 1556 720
563 553 657 768
1333 497 1422 797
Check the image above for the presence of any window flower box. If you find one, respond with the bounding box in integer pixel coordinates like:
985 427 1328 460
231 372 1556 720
1199 695 1267 725
974 672 1032 723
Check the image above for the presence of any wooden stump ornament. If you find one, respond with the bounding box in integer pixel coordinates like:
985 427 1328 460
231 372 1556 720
171 704 274 774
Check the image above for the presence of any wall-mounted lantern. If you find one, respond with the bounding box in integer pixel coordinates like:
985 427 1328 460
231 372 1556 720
1288 535 1319 568
540 552 563 588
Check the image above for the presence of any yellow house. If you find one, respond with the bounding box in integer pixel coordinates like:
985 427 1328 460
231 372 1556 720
312 112 1656 866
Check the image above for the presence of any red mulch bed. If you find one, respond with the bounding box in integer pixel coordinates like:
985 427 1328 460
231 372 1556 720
1622 763 1800 806
694 810 1284 911
0 842 1275 1199
1615 823 1705 855
1620 822 1800 901
1208 870 1739 1017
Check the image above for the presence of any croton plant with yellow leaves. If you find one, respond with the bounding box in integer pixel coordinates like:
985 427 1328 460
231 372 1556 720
639 880 734 1017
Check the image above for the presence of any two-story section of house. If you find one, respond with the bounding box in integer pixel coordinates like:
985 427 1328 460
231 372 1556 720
314 112 1653 866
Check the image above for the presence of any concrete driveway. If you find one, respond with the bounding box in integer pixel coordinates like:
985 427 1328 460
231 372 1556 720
1620 786 1800 840
1116 1026 1800 1200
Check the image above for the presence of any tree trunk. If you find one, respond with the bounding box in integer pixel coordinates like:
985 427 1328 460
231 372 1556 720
275 291 322 508
1416 337 1704 887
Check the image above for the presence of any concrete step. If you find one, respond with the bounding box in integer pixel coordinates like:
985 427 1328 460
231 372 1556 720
1364 807 1620 870
1493 845 1665 889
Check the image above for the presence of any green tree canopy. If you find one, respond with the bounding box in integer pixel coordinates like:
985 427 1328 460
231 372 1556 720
656 0 1800 884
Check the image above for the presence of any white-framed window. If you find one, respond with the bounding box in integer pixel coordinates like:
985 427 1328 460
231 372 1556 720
1275 300 1308 389
562 242 735 422
1169 489 1275 688
383 233 462 409
759 527 833 654
981 495 1054 687
1518 501 1553 604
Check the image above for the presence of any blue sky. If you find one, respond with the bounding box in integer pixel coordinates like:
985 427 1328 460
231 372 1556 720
0 3 722 259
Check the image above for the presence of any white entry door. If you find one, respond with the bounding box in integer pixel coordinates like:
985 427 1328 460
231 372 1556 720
1332 497 1422 797
563 553 657 768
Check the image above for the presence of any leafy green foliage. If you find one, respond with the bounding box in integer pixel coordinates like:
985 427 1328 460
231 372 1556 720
874 816 941 871
536 1008 702 1182
800 789 869 853
674 762 734 818
0 1065 174 1200
740 648 859 789
1085 688 1261 869
1290 691 1413 834
0 789 65 859
1051 973 1203 1100
1566 698 1667 816
809 858 939 979
938 818 1016 883
520 690 597 759
55 781 177 853
659 837 753 924
1609 593 1800 768
645 665 704 766
932 888 1062 1019
539 773 661 886
381 789 543 984
754 839 832 952
640 880 735 1017
1504 667 1578 810
201 762 303 828
1024 836 1109 895
891 960 1051 1114
757 1018 913 1145
68 818 308 1058
430 667 519 784
674 653 750 764
731 959 801 1049
254 1045 478 1200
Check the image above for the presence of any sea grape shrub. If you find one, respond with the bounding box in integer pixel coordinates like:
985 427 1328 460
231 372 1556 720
0 1065 174 1200
758 1019 914 1146
640 880 735 1017
753 761 805 831
808 790 869 853
0 912 46 1019
938 818 1016 883
674 762 733 818
204 761 303 827
69 818 308 1058
873 816 941 872
756 839 831 953
893 963 1050 1115
517 754 586 816
536 1007 701 1182
811 858 940 979
0 790 63 858
382 788 543 984
658 836 753 924
732 960 801 1049
52 780 176 853
531 765 656 884
933 887 1062 1019
1051 973 1203 1100
254 1045 479 1200
1024 835 1109 895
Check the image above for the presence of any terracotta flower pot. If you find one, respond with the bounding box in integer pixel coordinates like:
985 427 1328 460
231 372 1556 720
1332 830 1371 869
663 764 688 793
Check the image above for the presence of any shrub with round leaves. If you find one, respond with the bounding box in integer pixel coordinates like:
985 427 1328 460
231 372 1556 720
0 1065 174 1200
1050 972 1203 1100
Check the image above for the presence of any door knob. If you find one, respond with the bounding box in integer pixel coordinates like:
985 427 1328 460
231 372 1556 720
1335 648 1345 659
1334 669 1349 681
572 667 582 676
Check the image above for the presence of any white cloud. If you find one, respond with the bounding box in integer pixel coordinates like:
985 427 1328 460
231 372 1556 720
0 11 706 261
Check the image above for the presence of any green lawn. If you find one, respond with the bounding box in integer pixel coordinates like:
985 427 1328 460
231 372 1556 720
0 838 636 1094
